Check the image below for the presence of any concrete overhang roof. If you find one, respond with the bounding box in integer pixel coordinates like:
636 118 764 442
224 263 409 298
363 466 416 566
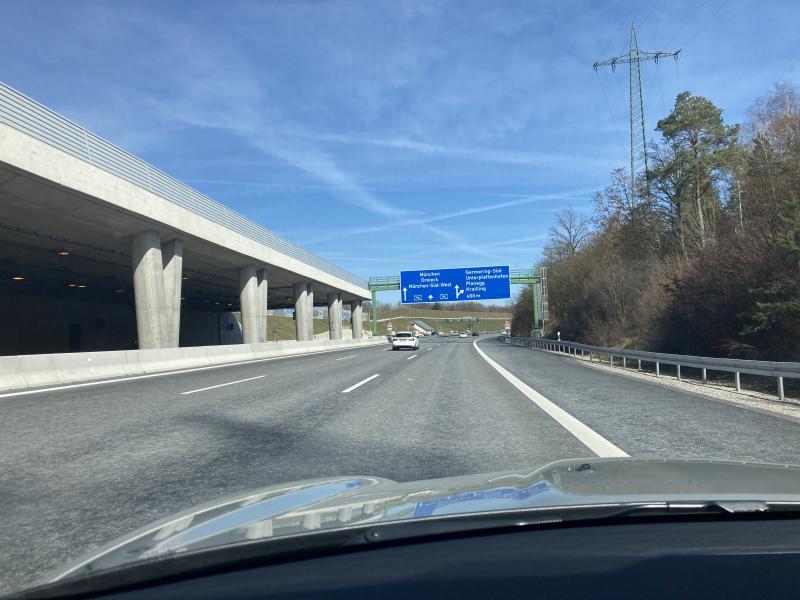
0 124 369 307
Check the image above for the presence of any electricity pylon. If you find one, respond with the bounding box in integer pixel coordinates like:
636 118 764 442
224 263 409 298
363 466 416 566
593 23 680 201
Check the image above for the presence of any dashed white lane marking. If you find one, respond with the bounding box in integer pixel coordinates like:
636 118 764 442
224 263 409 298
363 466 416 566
472 338 628 458
407 354 417 361
181 375 266 395
335 355 358 361
341 374 380 394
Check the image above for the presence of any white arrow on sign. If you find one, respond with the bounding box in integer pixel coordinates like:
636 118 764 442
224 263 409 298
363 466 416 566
454 285 464 299
428 294 434 300
402 287 407 301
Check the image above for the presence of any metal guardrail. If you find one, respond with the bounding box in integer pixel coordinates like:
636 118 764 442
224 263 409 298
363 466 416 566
0 82 367 289
503 336 800 401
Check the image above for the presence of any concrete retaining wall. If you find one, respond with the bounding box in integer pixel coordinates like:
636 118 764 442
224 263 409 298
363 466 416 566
0 337 387 393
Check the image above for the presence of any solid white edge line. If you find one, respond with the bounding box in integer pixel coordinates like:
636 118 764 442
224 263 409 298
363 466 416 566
407 354 417 360
180 375 265 395
341 374 380 394
0 343 385 399
335 355 359 361
472 338 628 458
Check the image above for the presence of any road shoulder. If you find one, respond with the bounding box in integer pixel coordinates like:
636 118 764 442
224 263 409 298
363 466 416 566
545 348 800 425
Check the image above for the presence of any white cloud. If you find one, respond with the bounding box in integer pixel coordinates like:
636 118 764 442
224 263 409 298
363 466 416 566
300 189 593 244
126 13 416 222
304 133 616 170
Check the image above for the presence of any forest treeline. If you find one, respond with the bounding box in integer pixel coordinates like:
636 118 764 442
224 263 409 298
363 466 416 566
512 84 800 361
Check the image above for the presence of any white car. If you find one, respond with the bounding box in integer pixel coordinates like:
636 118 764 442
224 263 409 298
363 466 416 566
459 332 468 338
392 331 419 351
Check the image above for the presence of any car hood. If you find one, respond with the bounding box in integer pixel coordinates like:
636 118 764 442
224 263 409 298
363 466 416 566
50 458 800 582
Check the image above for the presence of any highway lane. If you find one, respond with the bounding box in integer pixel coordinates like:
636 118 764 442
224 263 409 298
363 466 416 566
0 336 585 593
3 335 800 593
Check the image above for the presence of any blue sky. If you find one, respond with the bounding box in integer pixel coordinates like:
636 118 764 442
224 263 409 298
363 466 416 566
1 0 798 300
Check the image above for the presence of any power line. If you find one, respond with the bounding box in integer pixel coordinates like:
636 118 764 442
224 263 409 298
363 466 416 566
599 0 646 56
636 0 662 33
596 73 629 154
614 72 628 110
662 0 711 48
680 0 730 49
656 64 667 117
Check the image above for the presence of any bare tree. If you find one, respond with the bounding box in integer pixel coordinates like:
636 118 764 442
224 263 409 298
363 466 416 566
548 208 591 260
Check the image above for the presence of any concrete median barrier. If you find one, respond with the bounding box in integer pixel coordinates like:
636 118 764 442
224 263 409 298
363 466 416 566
0 355 27 391
0 337 386 393
11 350 135 389
134 346 215 375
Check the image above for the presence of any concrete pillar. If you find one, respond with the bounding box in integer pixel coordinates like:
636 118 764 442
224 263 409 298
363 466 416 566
131 230 168 349
306 283 314 338
294 282 312 341
238 265 260 344
161 239 183 348
350 300 363 339
257 268 268 343
328 292 342 340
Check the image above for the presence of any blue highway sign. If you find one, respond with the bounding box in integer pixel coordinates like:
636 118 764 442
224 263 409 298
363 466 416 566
400 266 510 304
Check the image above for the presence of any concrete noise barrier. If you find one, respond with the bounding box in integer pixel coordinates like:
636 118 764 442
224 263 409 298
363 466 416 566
0 337 386 393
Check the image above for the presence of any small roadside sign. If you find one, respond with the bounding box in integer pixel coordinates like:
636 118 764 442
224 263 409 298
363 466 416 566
387 322 393 331
504 321 510 328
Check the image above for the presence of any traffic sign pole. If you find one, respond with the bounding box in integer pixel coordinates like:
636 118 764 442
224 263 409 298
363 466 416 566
371 289 378 336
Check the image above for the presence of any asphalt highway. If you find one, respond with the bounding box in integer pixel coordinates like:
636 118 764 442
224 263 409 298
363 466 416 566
2 335 800 593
